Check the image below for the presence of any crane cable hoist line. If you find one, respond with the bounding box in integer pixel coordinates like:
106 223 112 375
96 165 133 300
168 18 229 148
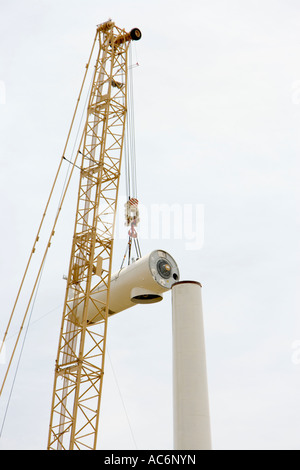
122 40 142 267
0 20 142 451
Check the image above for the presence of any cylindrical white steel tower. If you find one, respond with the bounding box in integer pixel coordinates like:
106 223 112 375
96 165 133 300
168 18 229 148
171 281 211 450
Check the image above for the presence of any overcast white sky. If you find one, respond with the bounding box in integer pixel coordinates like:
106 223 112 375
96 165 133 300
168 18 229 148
0 0 300 450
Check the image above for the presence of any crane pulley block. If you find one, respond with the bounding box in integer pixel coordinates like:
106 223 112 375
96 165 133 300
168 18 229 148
124 198 140 227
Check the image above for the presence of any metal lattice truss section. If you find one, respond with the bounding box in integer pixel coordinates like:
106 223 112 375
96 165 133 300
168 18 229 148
48 22 130 450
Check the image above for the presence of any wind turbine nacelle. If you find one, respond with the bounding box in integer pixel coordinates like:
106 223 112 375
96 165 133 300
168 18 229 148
69 250 180 325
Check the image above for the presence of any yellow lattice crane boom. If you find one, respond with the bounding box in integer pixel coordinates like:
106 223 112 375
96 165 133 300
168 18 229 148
46 21 141 450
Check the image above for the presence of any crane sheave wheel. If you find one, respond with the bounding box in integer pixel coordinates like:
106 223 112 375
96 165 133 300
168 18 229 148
130 28 142 41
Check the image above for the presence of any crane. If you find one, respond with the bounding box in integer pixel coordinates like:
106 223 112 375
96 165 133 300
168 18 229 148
47 20 142 451
0 20 141 450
